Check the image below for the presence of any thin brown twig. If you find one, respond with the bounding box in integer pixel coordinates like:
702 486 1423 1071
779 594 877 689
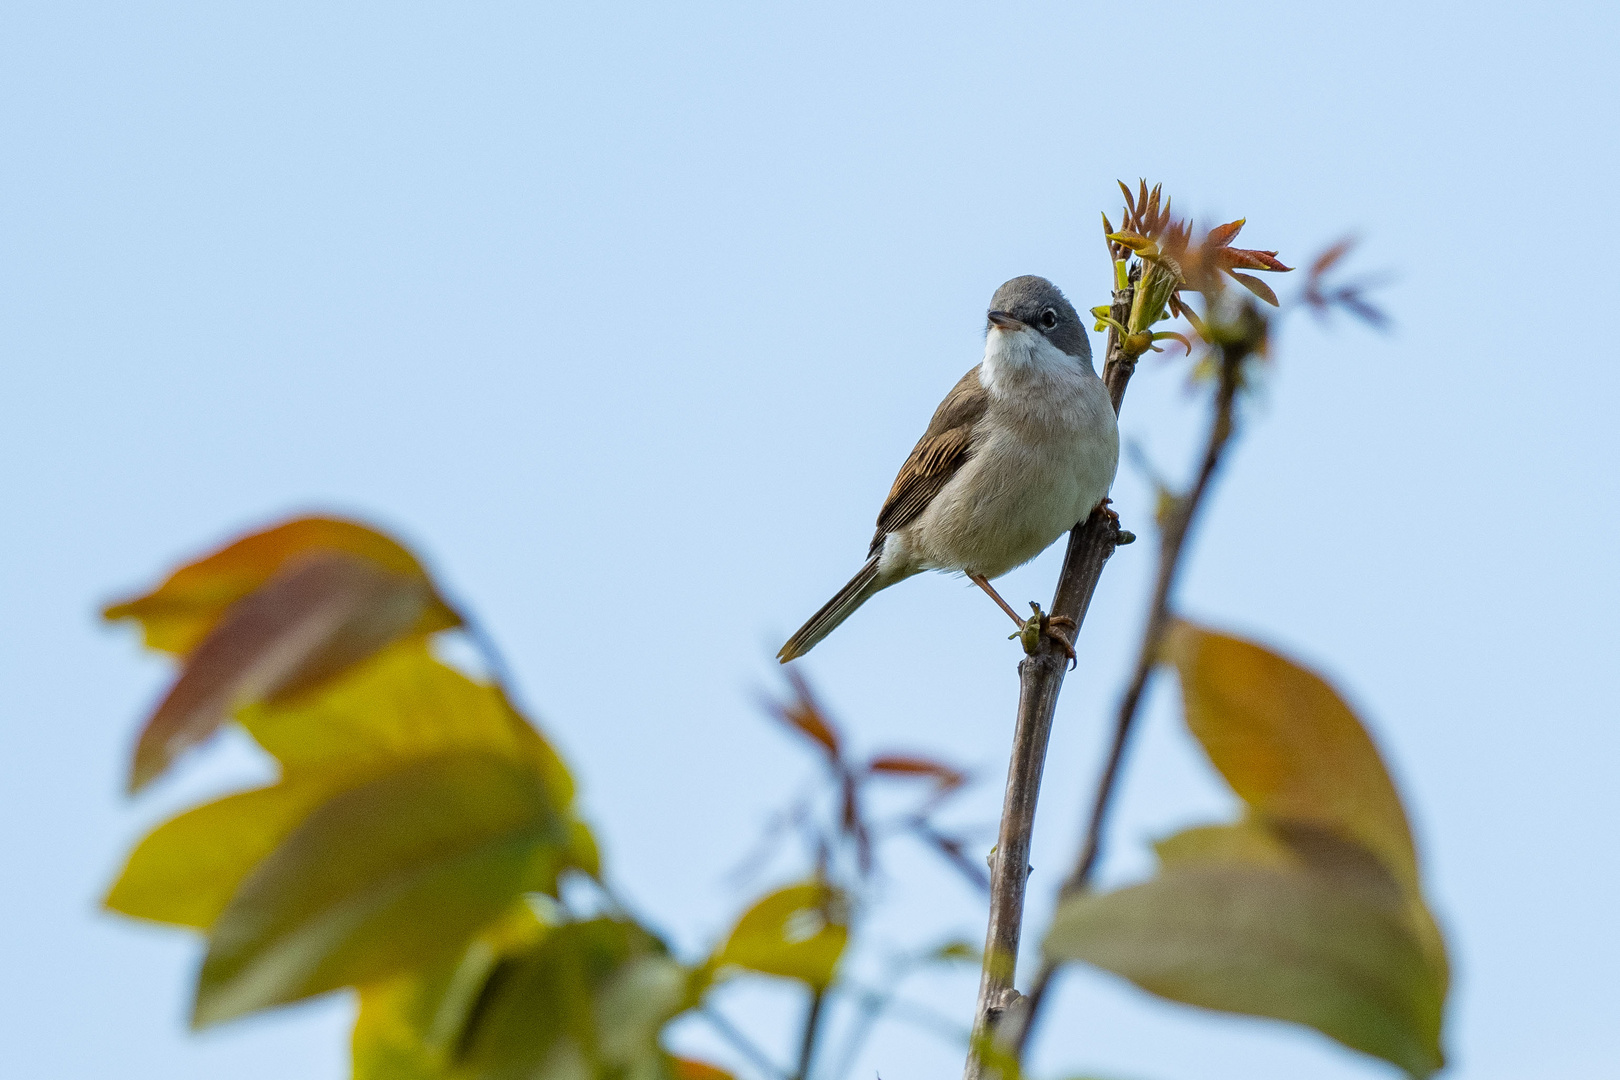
961 280 1138 1080
1009 307 1258 1064
700 1005 790 1080
794 985 828 1080
827 976 971 1080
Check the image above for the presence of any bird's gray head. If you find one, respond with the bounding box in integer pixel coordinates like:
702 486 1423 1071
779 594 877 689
986 276 1090 362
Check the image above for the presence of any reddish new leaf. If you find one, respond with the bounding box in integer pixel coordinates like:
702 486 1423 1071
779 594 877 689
772 670 842 759
1221 248 1293 273
103 515 457 656
1230 271 1281 307
1207 218 1245 247
866 754 966 789
128 551 440 793
1310 238 1355 278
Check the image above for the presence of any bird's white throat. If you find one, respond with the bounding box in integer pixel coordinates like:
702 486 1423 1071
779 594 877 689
979 326 1093 399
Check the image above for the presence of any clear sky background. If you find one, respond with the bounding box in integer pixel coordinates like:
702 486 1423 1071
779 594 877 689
3 2 1617 1078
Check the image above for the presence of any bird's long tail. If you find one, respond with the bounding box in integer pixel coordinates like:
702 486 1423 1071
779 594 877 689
778 554 885 663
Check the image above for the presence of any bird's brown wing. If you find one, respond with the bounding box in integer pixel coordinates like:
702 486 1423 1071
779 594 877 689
870 365 988 554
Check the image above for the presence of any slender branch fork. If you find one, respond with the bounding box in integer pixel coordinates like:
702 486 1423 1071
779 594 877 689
963 280 1257 1077
1007 323 1249 1064
961 285 1139 1079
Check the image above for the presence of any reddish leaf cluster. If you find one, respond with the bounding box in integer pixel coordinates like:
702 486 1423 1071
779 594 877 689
1303 238 1391 328
764 671 979 890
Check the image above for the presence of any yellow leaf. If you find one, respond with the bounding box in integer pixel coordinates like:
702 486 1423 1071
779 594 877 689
1160 620 1419 892
103 515 458 657
715 881 848 989
193 752 564 1028
104 778 346 929
106 645 592 933
239 640 575 808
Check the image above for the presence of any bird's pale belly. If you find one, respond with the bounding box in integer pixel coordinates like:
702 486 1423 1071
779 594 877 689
901 425 1116 579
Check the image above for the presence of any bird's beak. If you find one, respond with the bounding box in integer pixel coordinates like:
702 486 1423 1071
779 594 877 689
987 310 1025 331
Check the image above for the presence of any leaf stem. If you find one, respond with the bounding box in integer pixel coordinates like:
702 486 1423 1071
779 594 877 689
794 985 827 1080
699 1005 790 1080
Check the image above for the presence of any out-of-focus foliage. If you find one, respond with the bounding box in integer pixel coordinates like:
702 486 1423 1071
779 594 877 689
1046 621 1448 1078
714 881 849 989
103 519 684 1073
103 517 973 1078
104 517 462 792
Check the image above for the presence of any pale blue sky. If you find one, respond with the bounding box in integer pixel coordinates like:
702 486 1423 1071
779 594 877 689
4 2 1617 1078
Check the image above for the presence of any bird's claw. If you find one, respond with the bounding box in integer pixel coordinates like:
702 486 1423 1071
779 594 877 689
1093 498 1135 546
1009 602 1078 668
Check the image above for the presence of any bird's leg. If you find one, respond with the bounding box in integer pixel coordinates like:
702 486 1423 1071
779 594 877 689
970 574 1077 664
1009 602 1078 668
969 573 1026 627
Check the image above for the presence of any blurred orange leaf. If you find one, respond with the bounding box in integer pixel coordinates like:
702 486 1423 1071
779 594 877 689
1160 620 1418 890
103 515 457 656
673 1059 737 1080
123 550 450 793
866 754 965 789
772 671 842 760
1206 218 1245 247
108 517 463 794
1310 238 1355 278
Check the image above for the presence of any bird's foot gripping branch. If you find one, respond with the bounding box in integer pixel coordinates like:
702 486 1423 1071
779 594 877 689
1009 603 1076 666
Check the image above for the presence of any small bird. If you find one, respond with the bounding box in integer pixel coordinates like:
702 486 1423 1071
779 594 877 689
778 276 1119 663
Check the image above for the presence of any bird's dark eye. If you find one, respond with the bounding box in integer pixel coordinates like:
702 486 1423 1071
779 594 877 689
1041 308 1058 329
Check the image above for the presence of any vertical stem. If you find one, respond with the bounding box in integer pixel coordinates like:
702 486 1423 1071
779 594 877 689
962 284 1136 1080
1011 330 1251 1065
794 986 827 1080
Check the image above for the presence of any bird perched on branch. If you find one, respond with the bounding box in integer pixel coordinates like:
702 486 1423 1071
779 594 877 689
779 276 1119 663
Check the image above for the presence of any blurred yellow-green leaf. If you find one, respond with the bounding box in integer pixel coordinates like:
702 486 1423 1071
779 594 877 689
105 778 344 929
715 881 848 989
239 639 575 808
1161 620 1419 892
1046 821 1446 1079
194 752 564 1028
925 939 980 964
454 918 689 1080
105 643 593 932
353 902 552 1080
